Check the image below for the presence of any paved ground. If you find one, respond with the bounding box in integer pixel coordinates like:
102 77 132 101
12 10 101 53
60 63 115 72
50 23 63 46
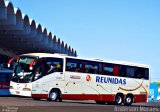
0 97 159 112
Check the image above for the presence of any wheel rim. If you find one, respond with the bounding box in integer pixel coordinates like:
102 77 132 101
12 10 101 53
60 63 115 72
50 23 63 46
116 96 122 104
126 97 131 103
50 92 57 100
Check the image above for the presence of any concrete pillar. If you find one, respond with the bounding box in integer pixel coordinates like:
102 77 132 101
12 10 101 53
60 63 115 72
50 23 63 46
0 0 7 19
0 2 16 25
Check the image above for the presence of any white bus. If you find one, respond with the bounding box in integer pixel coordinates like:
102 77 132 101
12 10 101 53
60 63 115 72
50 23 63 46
9 53 149 105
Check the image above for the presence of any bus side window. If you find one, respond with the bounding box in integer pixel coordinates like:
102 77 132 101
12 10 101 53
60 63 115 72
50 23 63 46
66 63 76 72
126 66 134 78
84 64 91 73
66 58 83 73
66 65 72 71
144 68 149 80
34 67 43 80
119 65 126 77
46 58 63 74
32 62 45 81
74 63 83 72
84 61 99 74
134 67 144 79
103 64 114 76
99 63 102 74
54 63 63 72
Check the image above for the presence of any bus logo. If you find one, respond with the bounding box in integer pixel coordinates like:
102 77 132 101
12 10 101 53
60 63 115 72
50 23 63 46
86 75 91 82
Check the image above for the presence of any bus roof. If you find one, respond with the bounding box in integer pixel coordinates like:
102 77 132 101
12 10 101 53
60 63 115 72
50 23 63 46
20 53 149 68
21 53 54 57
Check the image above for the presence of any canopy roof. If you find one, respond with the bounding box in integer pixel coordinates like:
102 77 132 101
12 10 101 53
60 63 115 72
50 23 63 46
0 0 77 57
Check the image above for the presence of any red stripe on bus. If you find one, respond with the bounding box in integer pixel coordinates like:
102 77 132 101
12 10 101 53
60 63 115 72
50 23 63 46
32 94 147 103
32 94 115 101
134 94 147 103
62 94 115 101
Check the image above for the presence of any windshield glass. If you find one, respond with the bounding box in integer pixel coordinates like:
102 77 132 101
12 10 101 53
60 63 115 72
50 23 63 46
11 56 63 83
11 56 38 83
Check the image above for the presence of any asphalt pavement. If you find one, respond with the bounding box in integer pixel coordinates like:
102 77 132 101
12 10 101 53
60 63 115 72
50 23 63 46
0 97 159 112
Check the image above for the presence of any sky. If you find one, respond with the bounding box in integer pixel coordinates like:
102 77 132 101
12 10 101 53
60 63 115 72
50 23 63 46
9 0 160 82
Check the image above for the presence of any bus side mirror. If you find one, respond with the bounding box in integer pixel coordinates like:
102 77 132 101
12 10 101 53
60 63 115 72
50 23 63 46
29 67 33 70
8 58 15 68
29 60 36 70
8 64 10 68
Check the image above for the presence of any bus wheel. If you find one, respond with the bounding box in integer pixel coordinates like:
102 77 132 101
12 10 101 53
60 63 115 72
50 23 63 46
124 95 133 106
114 94 123 105
48 89 60 101
95 101 106 104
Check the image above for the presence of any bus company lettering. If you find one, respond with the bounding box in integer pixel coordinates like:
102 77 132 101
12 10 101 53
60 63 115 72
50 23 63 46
96 76 126 85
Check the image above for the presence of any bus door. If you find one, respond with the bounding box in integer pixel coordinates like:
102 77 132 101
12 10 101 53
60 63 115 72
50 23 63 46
32 57 64 94
32 59 46 94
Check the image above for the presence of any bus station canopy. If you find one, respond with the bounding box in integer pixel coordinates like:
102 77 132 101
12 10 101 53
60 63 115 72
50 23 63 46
0 0 77 57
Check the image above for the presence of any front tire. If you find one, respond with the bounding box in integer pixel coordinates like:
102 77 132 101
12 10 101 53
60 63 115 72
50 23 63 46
48 90 60 101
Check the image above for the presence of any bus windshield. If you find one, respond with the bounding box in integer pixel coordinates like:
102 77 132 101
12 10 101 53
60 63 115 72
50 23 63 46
11 56 38 83
11 56 63 83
